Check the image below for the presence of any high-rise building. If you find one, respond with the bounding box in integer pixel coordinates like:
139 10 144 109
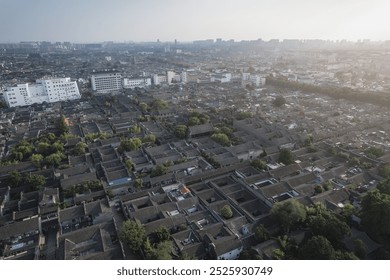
3 77 80 107
91 71 122 93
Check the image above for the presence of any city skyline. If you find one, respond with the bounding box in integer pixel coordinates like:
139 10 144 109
1 0 390 43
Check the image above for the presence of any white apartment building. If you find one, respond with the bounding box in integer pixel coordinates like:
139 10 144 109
167 71 175 85
242 73 266 87
123 77 152 89
152 74 168 86
91 71 122 93
3 77 80 108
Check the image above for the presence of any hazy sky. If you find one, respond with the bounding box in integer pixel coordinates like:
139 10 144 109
1 0 389 43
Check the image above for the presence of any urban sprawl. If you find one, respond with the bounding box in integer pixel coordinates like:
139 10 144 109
1 39 390 260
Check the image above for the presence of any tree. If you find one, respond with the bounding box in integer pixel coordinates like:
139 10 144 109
300 236 336 260
174 125 188 139
25 173 45 190
278 148 294 165
271 200 307 232
255 225 270 243
236 111 252 120
37 142 51 156
129 125 141 134
335 251 359 260
190 112 209 124
151 99 168 110
272 248 285 260
377 179 390 195
9 170 22 187
56 114 69 135
151 164 168 177
73 142 88 156
211 133 230 147
31 154 44 168
314 185 323 194
125 159 133 171
10 140 34 161
51 141 64 153
118 138 142 153
134 178 143 190
360 189 390 240
307 210 351 247
379 164 390 178
251 158 266 171
354 239 367 259
45 152 65 167
120 220 146 253
364 147 384 159
221 205 233 219
322 180 332 191
139 102 148 112
341 203 356 222
142 134 156 144
273 96 286 107
150 241 172 260
154 227 171 243
188 116 200 126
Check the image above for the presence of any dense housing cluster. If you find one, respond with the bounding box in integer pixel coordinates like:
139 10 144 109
1 40 390 260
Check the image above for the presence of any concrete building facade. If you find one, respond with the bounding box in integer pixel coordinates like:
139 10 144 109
4 77 80 107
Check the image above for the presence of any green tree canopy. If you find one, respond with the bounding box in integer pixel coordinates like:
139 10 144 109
25 174 45 190
134 178 143 190
174 125 188 139
120 220 146 253
9 170 22 187
73 142 88 156
118 138 142 153
30 154 44 168
360 189 390 240
187 116 201 126
273 96 286 107
271 200 307 232
125 159 133 172
211 133 230 147
151 164 168 177
251 158 267 171
139 102 148 112
364 147 384 159
129 125 141 134
278 148 294 165
377 179 390 195
235 111 252 120
151 99 168 110
354 239 367 260
142 134 156 144
307 210 351 246
154 226 171 243
255 225 270 243
300 236 336 260
10 140 34 161
379 164 390 178
149 241 173 260
190 111 209 124
221 205 233 219
56 114 69 135
45 152 65 167
37 142 52 156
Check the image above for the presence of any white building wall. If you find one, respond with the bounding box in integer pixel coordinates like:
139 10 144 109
217 247 242 260
167 71 175 85
4 78 80 108
180 71 187 83
91 72 122 93
123 77 152 89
